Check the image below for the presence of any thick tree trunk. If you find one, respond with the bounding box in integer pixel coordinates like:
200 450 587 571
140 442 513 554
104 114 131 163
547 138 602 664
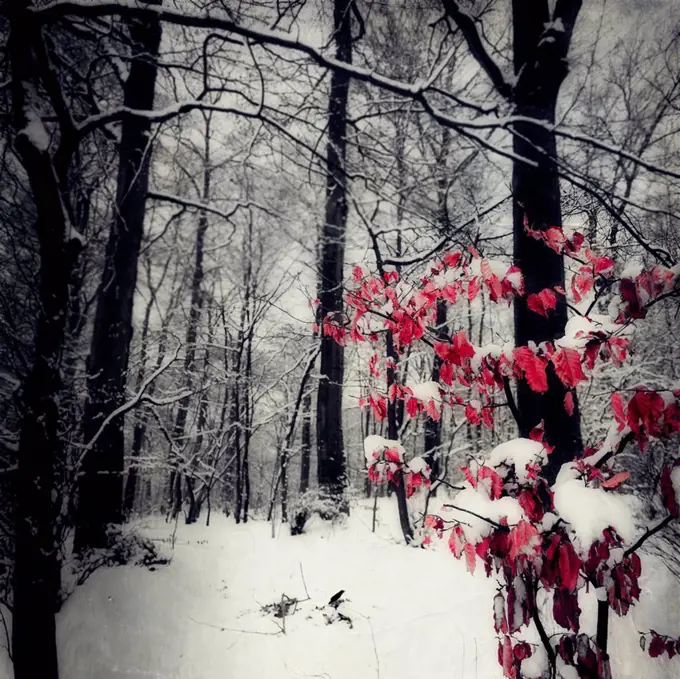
75 3 161 551
9 9 82 677
316 0 354 505
511 0 583 483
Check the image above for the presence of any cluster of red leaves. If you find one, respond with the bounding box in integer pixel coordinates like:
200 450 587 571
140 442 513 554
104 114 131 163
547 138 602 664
440 452 650 678
345 224 680 679
612 388 680 451
619 264 678 320
557 634 610 678
642 631 680 659
365 445 431 499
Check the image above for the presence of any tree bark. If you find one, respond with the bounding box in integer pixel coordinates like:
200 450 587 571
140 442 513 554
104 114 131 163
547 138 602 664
168 114 212 519
299 389 312 494
75 1 162 551
511 0 583 483
386 332 413 543
316 0 354 505
9 8 82 677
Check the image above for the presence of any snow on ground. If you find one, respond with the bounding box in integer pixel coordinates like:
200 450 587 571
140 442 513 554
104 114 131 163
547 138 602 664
2 498 680 679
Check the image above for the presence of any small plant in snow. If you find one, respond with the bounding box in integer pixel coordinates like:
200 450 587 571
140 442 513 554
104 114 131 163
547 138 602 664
290 490 347 535
327 223 680 678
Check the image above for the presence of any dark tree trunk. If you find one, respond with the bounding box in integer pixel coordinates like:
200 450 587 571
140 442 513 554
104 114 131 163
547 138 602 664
511 0 583 483
75 3 162 551
168 115 212 519
123 268 155 516
9 9 83 677
316 0 354 505
386 332 413 543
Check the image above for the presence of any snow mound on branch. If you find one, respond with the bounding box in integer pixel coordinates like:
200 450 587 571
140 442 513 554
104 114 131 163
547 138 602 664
487 438 548 483
555 314 630 350
363 435 404 463
470 343 505 371
409 381 441 403
445 488 523 543
407 456 429 474
552 476 635 554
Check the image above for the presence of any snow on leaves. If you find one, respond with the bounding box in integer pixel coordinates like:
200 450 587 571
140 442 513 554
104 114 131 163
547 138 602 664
344 228 680 679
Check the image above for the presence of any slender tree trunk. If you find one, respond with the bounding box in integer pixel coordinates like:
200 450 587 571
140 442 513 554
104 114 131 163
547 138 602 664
299 389 312 494
316 0 355 506
386 332 413 543
75 2 162 551
123 268 155 516
168 115 212 518
511 0 583 483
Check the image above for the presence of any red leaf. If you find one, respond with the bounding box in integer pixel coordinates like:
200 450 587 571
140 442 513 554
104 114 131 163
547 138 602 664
527 288 558 317
449 525 466 558
452 330 476 363
600 471 630 490
478 466 504 500
514 346 549 393
481 259 503 302
611 392 627 431
442 252 462 268
465 403 481 425
627 390 665 437
585 250 615 276
508 520 541 561
468 276 481 302
440 362 453 386
553 589 581 632
368 393 387 421
513 642 532 661
518 489 545 522
620 278 647 319
500 636 515 678
558 541 582 591
462 466 478 488
571 267 594 303
552 347 587 389
564 391 575 416
649 633 666 658
464 542 476 574
545 226 567 253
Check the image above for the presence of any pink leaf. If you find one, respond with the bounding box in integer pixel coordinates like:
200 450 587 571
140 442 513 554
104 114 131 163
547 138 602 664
464 542 476 574
600 471 630 490
552 347 587 389
527 288 558 317
513 346 549 393
564 391 575 416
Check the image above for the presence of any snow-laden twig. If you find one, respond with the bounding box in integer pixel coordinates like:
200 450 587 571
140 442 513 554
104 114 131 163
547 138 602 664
74 341 183 469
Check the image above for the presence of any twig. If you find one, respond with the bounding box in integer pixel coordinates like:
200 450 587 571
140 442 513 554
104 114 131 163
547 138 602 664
188 616 282 636
624 515 674 558
299 563 310 600
441 504 508 531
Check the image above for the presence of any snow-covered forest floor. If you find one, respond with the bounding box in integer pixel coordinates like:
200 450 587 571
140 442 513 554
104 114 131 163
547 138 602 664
4 499 675 679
